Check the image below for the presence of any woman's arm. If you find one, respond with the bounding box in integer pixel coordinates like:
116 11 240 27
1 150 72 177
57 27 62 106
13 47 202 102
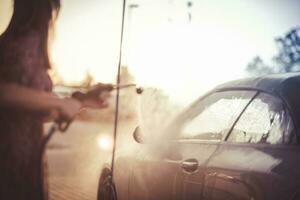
0 83 82 121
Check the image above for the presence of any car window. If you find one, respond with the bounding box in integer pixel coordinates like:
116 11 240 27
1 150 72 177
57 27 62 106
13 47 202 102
176 91 256 141
228 93 295 144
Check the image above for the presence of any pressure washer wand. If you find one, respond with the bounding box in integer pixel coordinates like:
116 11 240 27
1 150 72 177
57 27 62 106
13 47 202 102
113 83 136 89
113 84 143 94
41 83 143 152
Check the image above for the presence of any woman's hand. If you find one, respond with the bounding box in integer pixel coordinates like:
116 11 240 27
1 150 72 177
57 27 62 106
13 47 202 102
56 98 82 122
81 90 111 109
72 83 113 109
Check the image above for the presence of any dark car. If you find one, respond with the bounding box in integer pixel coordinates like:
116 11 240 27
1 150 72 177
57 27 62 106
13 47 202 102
98 73 300 200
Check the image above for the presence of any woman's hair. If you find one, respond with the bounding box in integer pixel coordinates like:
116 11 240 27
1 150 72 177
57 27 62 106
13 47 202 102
3 0 61 69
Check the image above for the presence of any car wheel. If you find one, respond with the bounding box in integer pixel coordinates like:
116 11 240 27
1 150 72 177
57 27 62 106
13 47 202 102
97 168 117 200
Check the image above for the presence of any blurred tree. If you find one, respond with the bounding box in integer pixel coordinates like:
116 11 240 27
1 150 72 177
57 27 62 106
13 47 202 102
274 27 300 72
247 27 300 76
246 56 276 76
80 70 94 87
119 65 135 85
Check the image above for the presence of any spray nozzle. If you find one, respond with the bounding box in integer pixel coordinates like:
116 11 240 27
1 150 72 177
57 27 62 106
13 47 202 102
113 84 144 94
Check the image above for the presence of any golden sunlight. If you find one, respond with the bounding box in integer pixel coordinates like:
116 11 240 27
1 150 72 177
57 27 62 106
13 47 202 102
97 135 113 151
127 24 256 103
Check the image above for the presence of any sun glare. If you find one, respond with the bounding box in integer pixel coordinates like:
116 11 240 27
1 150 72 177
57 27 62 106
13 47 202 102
128 24 256 104
97 135 113 151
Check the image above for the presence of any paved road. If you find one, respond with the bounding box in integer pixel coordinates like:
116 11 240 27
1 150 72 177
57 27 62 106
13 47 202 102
45 120 136 200
48 149 104 200
49 177 97 200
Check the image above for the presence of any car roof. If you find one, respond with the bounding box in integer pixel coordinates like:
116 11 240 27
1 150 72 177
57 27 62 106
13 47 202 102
213 72 300 95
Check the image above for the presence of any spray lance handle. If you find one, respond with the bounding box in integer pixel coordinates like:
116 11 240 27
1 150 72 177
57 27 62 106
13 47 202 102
55 83 114 132
72 83 114 102
55 83 143 132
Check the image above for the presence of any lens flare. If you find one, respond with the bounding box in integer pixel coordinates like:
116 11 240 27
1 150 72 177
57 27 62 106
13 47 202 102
97 135 113 151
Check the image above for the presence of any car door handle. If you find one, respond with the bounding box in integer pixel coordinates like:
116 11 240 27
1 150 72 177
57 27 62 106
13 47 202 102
207 172 237 183
181 158 199 173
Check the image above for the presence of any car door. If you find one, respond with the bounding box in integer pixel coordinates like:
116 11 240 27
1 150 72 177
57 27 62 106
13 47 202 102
129 90 256 200
130 91 256 200
205 92 300 200
173 90 257 200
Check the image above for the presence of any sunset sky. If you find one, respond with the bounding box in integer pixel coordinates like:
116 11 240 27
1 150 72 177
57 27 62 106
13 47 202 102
1 0 299 105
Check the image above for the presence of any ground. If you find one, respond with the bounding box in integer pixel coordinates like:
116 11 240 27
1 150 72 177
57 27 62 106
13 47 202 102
46 120 136 200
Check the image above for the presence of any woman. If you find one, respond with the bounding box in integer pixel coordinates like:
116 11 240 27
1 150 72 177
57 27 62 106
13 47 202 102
0 0 111 199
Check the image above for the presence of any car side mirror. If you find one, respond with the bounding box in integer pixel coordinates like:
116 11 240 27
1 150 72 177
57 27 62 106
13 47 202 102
133 126 145 144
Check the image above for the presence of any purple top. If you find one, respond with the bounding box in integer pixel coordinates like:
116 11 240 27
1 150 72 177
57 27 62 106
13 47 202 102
0 30 52 200
0 31 52 90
